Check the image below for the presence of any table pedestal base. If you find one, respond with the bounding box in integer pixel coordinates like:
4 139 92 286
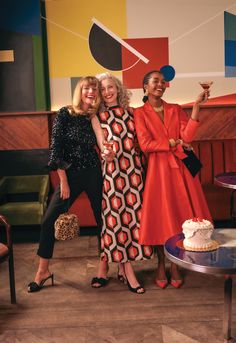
224 275 232 342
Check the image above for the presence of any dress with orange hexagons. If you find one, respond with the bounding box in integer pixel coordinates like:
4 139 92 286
98 106 153 262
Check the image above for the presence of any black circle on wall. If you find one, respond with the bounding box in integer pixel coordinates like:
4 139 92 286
89 24 122 71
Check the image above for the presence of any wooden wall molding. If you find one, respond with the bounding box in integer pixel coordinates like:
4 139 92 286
183 105 236 140
0 105 235 150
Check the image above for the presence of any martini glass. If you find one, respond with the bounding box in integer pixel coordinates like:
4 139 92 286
199 81 213 90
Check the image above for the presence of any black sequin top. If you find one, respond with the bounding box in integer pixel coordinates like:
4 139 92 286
48 107 100 171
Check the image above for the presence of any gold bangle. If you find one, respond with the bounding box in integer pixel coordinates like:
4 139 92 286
169 138 176 147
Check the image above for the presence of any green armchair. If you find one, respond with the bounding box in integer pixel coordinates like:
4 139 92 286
0 175 49 226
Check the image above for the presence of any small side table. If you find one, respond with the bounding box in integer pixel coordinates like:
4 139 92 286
215 172 236 221
164 229 236 343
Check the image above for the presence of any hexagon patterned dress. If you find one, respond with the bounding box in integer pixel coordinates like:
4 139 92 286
98 106 153 262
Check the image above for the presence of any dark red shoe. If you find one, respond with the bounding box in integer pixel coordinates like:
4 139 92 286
155 279 168 289
170 279 184 288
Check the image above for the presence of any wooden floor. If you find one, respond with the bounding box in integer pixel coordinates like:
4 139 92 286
0 235 236 343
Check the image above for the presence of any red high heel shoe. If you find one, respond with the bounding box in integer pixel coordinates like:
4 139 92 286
155 279 168 289
170 279 184 288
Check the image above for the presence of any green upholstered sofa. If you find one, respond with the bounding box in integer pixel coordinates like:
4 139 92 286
0 175 49 226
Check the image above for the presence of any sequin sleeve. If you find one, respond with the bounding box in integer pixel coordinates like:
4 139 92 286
48 107 72 170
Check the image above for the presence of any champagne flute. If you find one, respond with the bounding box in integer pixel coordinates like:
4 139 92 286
103 140 115 161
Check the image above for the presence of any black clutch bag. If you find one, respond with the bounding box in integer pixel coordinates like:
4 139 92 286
181 148 203 177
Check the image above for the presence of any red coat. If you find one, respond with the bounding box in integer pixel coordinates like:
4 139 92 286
134 101 212 245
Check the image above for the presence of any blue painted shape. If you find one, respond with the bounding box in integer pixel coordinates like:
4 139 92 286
224 11 236 41
225 40 236 66
225 66 236 77
0 0 41 35
160 65 175 81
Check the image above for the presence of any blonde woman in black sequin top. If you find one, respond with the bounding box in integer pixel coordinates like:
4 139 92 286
28 76 107 293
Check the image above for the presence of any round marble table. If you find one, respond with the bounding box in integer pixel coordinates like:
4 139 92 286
215 172 236 220
164 230 236 342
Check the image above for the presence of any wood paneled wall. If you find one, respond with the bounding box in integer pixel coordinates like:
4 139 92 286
0 106 235 175
183 104 236 140
192 139 236 185
0 104 235 151
0 111 54 150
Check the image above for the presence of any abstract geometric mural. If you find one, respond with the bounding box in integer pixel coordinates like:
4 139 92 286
0 0 48 111
89 18 149 71
44 1 236 109
89 18 171 89
122 37 169 89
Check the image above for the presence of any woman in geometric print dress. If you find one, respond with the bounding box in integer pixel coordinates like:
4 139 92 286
91 73 152 294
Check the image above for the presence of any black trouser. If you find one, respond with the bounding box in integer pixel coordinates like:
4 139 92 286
37 166 103 259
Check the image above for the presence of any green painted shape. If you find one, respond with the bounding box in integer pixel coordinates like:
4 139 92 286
225 11 236 41
32 35 47 110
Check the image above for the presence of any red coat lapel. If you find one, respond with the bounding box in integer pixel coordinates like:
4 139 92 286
143 101 168 138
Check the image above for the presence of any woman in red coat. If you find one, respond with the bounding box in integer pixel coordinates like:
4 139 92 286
134 70 212 289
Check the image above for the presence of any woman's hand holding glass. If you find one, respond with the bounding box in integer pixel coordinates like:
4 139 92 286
195 90 210 105
102 140 115 162
195 81 213 105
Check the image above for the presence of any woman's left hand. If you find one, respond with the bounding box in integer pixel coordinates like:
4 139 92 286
101 150 115 162
195 90 209 106
101 140 116 162
175 139 193 150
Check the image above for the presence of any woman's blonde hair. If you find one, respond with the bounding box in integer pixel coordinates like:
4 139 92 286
68 76 101 118
96 72 131 112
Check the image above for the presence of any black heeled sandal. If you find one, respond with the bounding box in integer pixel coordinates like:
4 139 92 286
126 279 145 294
91 277 109 288
28 274 54 293
123 263 145 294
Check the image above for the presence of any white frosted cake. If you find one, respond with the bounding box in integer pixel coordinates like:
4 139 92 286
182 218 216 251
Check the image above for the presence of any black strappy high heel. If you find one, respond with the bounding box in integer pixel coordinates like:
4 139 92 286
123 263 145 294
126 279 145 294
91 277 109 288
28 274 54 293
